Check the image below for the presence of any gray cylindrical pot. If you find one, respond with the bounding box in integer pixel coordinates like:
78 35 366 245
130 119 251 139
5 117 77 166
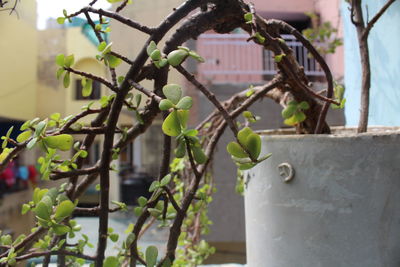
245 130 400 267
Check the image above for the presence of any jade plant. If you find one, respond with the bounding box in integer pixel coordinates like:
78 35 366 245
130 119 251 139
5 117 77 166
0 0 344 266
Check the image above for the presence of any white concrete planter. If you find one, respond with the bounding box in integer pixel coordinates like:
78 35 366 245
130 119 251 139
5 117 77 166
245 128 400 267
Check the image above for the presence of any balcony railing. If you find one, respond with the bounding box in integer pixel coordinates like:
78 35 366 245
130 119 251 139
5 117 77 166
196 33 324 84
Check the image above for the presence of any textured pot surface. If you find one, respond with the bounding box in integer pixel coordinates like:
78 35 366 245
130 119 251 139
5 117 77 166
245 130 400 267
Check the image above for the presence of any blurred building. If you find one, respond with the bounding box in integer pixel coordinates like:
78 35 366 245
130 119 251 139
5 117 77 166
0 3 133 239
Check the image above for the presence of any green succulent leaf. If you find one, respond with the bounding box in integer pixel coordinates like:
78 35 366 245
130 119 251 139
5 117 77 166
281 104 297 119
145 246 158 267
176 96 193 110
167 49 188 67
227 142 248 158
17 131 32 143
146 41 157 56
160 174 171 187
98 41 107 52
150 49 162 61
43 134 73 151
244 133 261 160
109 233 119 242
237 127 253 146
244 12 253 23
137 196 147 207
177 110 189 129
27 137 38 150
57 17 65 24
158 58 169 68
238 162 257 170
162 110 181 137
103 256 119 267
175 140 186 158
21 204 31 215
159 99 174 111
149 181 160 192
298 101 310 110
192 146 207 164
293 111 307 123
63 72 71 88
274 54 285 63
33 188 48 204
56 54 65 66
52 224 71 236
64 55 75 68
188 50 205 63
254 32 265 43
162 84 182 104
34 201 51 221
105 54 122 68
54 200 75 222
82 79 93 97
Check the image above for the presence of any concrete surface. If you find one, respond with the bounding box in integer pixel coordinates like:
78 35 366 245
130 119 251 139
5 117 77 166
245 130 400 267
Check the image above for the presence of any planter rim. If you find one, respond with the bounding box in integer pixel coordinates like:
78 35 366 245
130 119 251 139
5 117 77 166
257 126 400 139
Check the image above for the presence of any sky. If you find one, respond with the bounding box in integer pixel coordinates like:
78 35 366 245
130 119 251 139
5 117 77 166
36 0 111 29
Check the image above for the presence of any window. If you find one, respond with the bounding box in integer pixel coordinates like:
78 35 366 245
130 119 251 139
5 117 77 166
75 79 101 100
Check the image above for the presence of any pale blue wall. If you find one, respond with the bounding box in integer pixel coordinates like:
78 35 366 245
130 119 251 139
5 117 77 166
342 0 400 126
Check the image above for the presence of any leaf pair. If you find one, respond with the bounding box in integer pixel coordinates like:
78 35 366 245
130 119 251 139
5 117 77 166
331 83 346 109
227 127 270 170
168 46 205 67
55 54 75 88
147 41 205 69
33 190 75 235
146 41 168 69
281 100 310 126
97 41 122 68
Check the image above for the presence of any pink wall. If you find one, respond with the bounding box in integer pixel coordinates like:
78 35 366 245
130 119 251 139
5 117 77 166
252 0 314 13
314 0 344 79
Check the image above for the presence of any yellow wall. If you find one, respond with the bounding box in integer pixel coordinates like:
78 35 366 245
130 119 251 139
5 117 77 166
0 1 38 121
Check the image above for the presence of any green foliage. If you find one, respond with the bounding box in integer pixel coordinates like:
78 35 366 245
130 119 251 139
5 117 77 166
244 12 253 24
167 49 188 67
163 84 182 105
43 134 74 151
145 246 158 267
302 12 343 55
103 256 119 267
254 32 265 43
227 127 271 170
281 100 310 126
274 53 286 63
331 82 346 109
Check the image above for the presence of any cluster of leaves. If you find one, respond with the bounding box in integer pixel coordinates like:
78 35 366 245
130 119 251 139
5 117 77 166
56 54 75 88
244 12 266 43
147 41 204 69
302 12 343 56
97 42 122 69
0 231 26 266
281 100 310 126
226 126 271 170
171 159 216 267
159 83 207 165
27 187 77 235
331 82 346 109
